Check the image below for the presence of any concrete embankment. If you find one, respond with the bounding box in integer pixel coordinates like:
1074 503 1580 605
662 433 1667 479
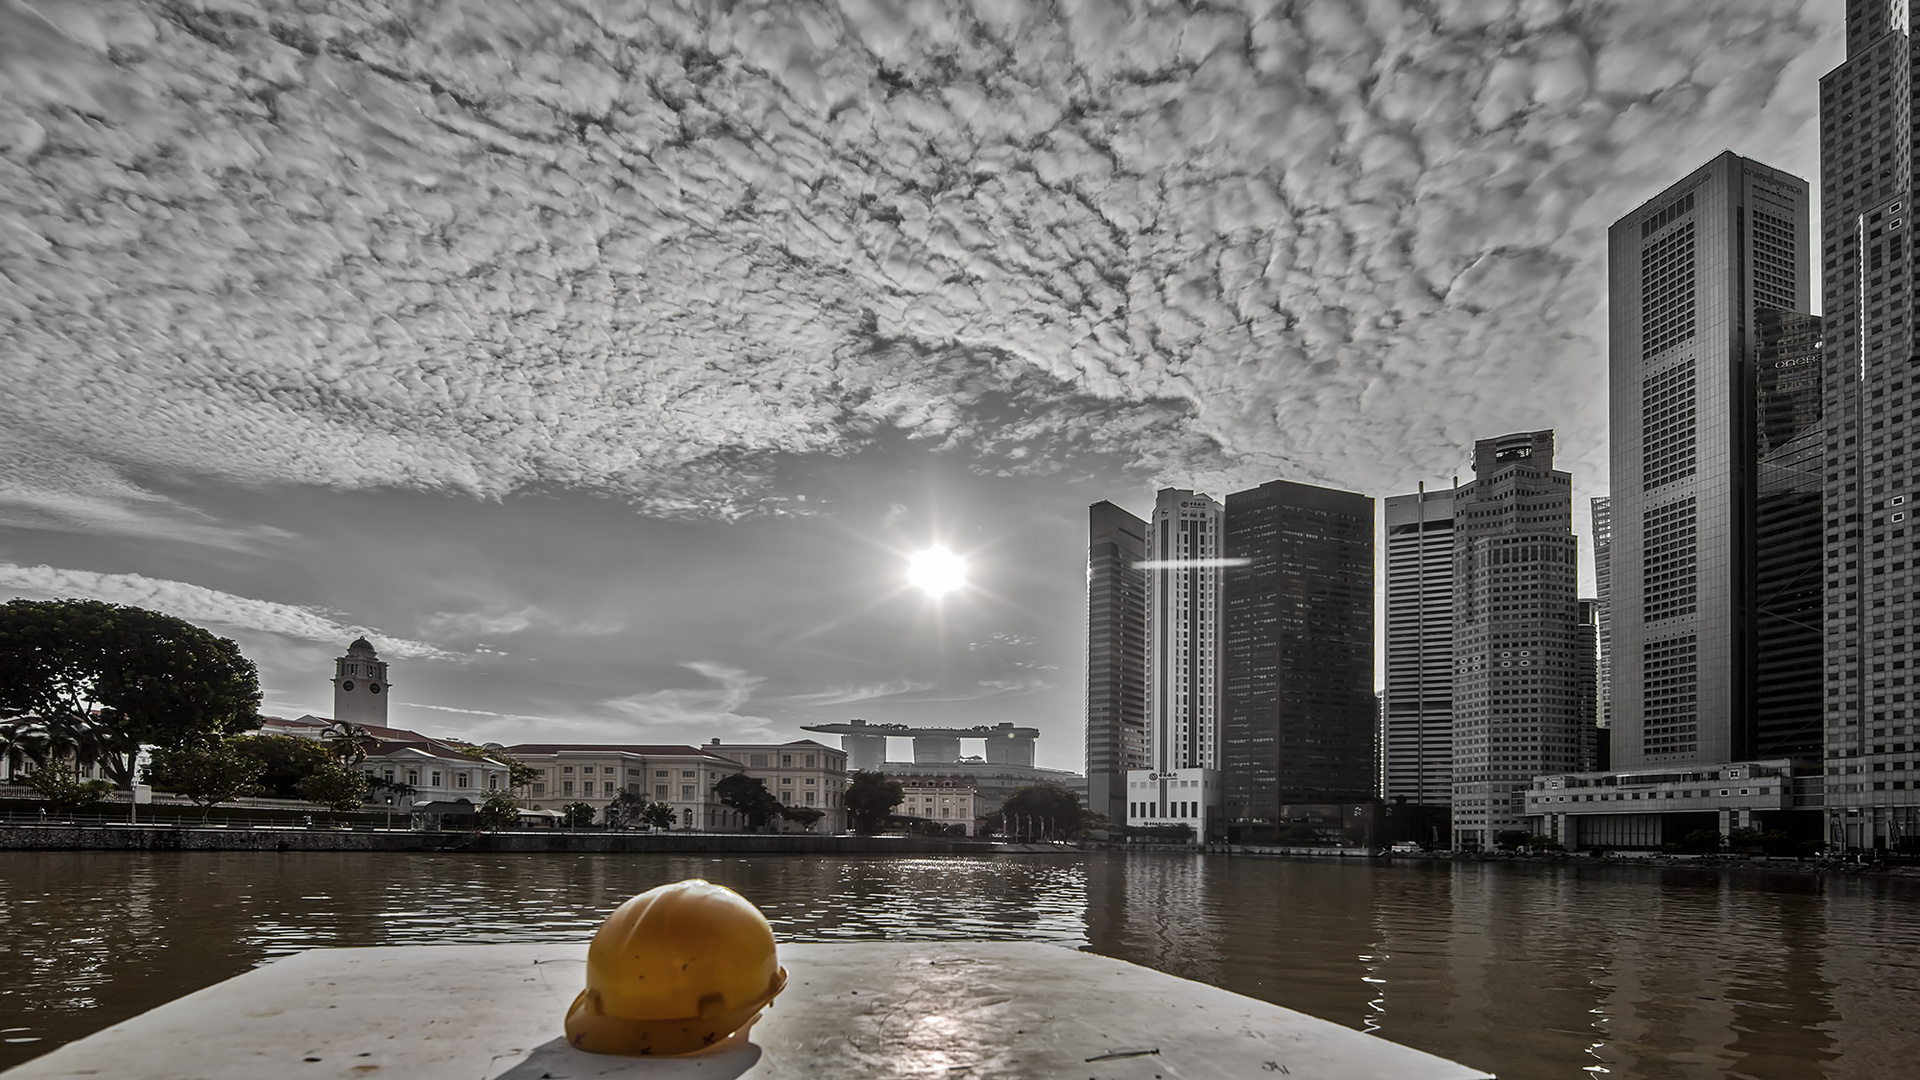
0 824 1012 855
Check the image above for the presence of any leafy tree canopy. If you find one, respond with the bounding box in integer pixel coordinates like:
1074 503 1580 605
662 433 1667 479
476 793 520 831
235 735 336 799
295 757 369 812
146 736 267 816
715 772 783 829
1001 782 1085 839
559 801 598 828
845 771 904 833
0 599 261 788
25 770 115 816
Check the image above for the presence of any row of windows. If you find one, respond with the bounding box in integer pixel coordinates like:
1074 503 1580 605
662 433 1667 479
1643 358 1699 488
1641 220 1698 356
1643 635 1700 755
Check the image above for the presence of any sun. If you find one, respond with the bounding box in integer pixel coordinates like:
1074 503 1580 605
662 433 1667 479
907 546 967 598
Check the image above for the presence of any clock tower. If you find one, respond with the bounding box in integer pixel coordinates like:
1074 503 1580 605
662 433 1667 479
332 637 390 726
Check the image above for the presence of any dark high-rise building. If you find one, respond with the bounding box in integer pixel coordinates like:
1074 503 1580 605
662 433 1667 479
1578 598 1600 771
1592 496 1613 763
1820 2 1920 849
1606 152 1811 769
1382 484 1456 807
1086 501 1148 825
1221 479 1374 841
1754 311 1825 763
1450 430 1583 849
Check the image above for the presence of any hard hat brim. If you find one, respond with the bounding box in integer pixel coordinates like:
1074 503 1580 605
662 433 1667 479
565 966 788 1057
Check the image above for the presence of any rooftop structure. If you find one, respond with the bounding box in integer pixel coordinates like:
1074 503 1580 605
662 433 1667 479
800 720 1039 771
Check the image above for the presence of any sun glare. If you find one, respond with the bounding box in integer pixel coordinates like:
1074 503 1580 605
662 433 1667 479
907 546 967 598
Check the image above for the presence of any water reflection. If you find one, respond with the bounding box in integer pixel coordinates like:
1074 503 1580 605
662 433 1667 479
1 851 1916 1079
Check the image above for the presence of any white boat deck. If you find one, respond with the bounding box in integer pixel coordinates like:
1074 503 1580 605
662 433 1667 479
2 942 1493 1079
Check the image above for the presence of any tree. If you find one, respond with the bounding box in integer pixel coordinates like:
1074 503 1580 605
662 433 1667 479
639 801 677 830
1001 782 1084 841
604 790 652 829
321 722 376 765
25 769 115 816
715 772 784 829
844 771 904 833
1680 829 1726 855
0 599 262 789
146 736 267 818
235 735 337 799
559 801 598 828
295 758 369 812
780 806 826 832
476 793 521 831
0 721 50 780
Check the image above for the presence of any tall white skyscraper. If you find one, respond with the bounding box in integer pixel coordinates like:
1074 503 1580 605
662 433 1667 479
1125 487 1225 839
1382 484 1455 807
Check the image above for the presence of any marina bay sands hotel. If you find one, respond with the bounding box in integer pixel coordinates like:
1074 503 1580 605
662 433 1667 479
799 719 1079 811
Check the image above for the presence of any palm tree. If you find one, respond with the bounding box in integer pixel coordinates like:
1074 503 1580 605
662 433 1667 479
0 721 50 782
321 721 375 766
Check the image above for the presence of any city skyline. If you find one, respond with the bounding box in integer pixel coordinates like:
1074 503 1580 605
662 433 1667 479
0 3 1844 766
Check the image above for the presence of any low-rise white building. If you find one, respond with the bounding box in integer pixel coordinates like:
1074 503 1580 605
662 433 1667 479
706 739 848 833
897 775 977 835
1125 767 1222 842
1524 759 1818 850
503 744 747 830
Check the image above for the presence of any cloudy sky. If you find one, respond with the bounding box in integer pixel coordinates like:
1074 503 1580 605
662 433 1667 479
1 0 1839 769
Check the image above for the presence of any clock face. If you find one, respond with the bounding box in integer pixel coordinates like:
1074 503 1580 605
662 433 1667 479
369 683 382 694
341 680 355 692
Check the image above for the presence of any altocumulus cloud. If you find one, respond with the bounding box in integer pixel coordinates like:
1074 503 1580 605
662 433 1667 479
1 1 1832 512
0 563 458 661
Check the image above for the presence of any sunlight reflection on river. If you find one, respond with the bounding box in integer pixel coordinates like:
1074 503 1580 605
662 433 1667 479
2 850 1916 1079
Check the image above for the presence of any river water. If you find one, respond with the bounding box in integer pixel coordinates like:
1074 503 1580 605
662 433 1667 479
0 851 1915 1078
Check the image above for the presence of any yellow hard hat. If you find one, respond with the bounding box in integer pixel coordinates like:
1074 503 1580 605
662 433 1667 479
565 878 788 1056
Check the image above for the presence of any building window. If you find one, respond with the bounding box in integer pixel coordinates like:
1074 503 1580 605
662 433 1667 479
456 773 469 788
430 771 441 786
533 783 546 796
583 781 595 796
782 755 793 767
655 784 669 799
751 754 769 767
603 766 614 775
681 785 695 800
656 770 669 778
488 775 499 791
407 770 419 785
806 791 816 806
562 766 574 774
805 755 815 767
563 781 574 796
682 770 695 778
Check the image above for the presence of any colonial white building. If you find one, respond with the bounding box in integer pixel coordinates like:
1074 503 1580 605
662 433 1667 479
707 739 848 833
331 637 390 727
897 775 977 835
503 744 749 830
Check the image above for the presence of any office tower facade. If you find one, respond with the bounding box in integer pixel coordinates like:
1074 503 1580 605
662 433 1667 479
1382 484 1456 807
1221 478 1375 841
1591 496 1614 768
1086 502 1149 825
1577 598 1601 770
1126 489 1225 839
1606 152 1812 770
1450 431 1583 849
1821 2 1920 849
1754 311 1826 762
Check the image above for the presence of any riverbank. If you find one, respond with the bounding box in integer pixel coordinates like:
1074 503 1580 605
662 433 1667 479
0 822 1019 854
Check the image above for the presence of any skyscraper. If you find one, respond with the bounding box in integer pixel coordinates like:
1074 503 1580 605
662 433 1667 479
1606 152 1811 770
1087 501 1148 825
1754 310 1825 762
1126 489 1225 839
1592 496 1614 768
1222 478 1375 841
1382 484 1456 807
1450 431 1583 849
1820 2 1920 849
